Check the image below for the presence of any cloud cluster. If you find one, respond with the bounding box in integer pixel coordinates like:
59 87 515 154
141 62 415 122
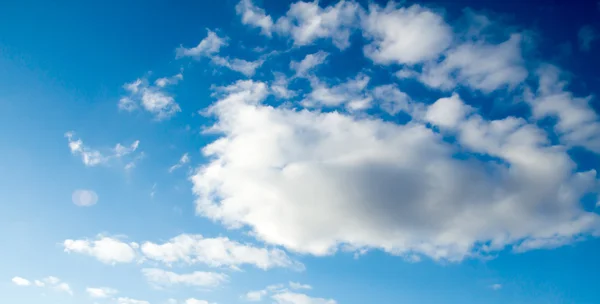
191 77 600 261
120 73 183 120
243 283 334 304
177 29 264 77
65 132 140 167
142 268 228 289
63 234 302 270
11 276 73 295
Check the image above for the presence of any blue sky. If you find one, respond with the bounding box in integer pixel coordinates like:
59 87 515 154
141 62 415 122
1 0 600 304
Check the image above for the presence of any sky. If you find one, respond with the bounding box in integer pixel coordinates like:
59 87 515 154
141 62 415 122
1 0 600 303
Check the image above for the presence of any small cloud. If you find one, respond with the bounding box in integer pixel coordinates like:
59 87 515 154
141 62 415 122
578 25 598 51
86 287 118 298
490 284 502 290
289 282 312 290
169 153 191 173
12 277 31 286
72 189 99 207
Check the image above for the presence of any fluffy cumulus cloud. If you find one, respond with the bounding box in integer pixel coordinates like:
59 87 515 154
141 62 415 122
190 75 600 261
141 268 228 289
303 73 372 110
362 3 452 64
63 235 139 264
12 277 31 286
120 75 182 120
86 287 118 298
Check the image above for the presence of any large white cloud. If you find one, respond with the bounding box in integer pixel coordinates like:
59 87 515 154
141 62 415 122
190 79 600 261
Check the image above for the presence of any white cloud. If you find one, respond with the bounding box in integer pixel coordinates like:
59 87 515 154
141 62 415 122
272 291 336 304
415 33 528 93
12 277 31 286
155 73 183 88
424 93 473 129
243 289 268 301
86 287 118 298
176 29 227 59
71 189 99 207
490 283 502 290
362 3 452 64
290 51 329 77
63 236 138 264
289 282 312 290
185 299 214 304
371 84 412 115
33 276 73 295
578 25 597 52
120 76 182 120
141 268 228 289
211 56 264 77
274 0 360 49
303 73 371 110
190 79 600 262
526 64 600 153
65 132 141 167
169 153 191 173
140 234 302 270
236 0 274 36
117 297 150 304
271 72 296 99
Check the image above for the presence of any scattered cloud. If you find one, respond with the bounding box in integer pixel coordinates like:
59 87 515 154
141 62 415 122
169 153 191 173
71 189 98 207
271 72 296 99
141 268 228 289
13 276 73 295
65 132 141 167
290 51 329 77
176 29 227 59
238 0 359 49
12 277 31 286
578 25 597 52
302 73 371 110
86 287 118 298
362 3 452 64
120 75 182 120
63 235 139 264
236 0 274 36
289 282 312 290
117 297 150 304
525 64 600 153
242 283 332 304
272 291 336 304
490 283 502 290
140 234 303 270
210 55 264 77
63 233 301 271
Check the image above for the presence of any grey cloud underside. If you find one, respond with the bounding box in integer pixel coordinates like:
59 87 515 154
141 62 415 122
191 76 600 261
